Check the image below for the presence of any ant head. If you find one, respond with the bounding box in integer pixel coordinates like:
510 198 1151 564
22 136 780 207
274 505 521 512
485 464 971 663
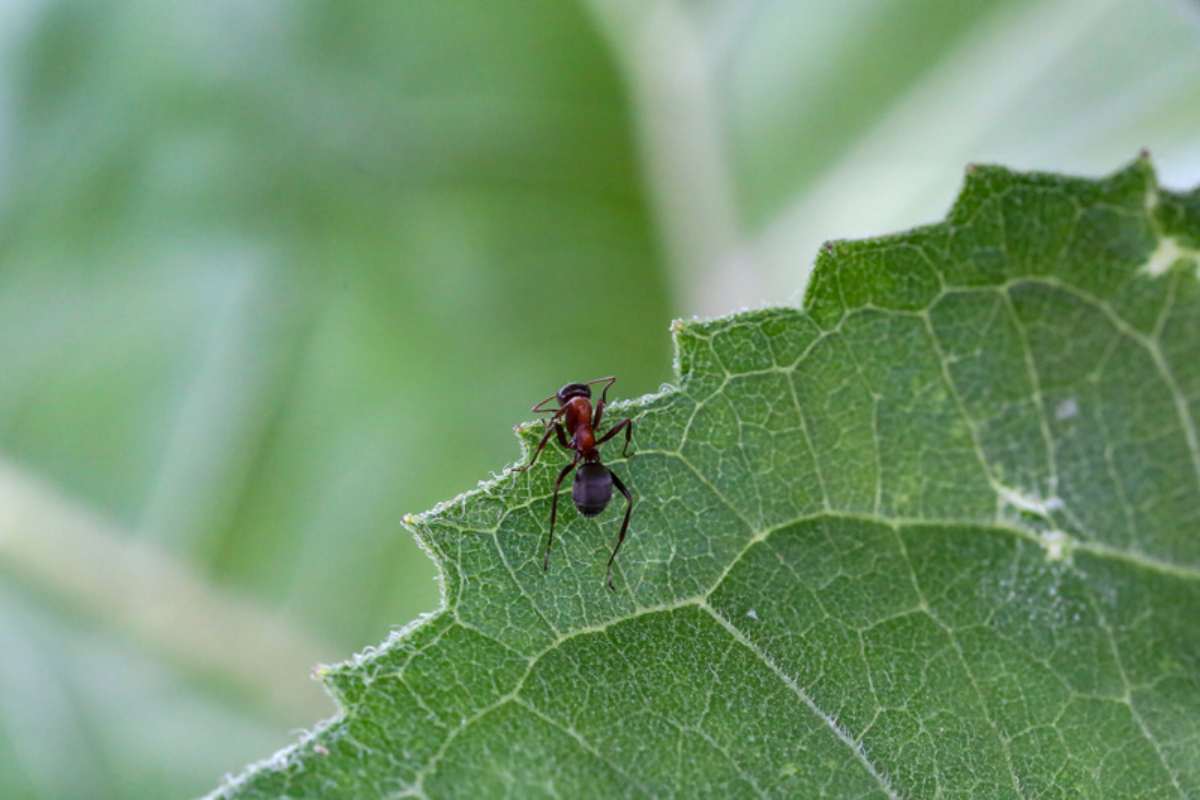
556 382 592 405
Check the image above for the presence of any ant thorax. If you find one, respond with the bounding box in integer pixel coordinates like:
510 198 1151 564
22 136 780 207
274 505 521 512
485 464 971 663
565 397 597 458
562 396 594 435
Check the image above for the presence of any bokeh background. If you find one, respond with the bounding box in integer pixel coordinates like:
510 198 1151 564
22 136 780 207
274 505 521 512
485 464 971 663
1 1 1198 797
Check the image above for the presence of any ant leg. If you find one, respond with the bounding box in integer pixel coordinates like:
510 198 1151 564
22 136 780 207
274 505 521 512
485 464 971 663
605 470 634 591
544 457 578 571
513 409 566 472
596 418 633 458
590 376 617 428
513 423 556 472
553 422 572 453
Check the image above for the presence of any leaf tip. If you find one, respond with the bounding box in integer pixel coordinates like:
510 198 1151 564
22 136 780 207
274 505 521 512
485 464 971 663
802 239 850 328
670 316 705 384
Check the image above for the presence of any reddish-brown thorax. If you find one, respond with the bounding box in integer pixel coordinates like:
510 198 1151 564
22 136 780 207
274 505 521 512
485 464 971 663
563 396 597 460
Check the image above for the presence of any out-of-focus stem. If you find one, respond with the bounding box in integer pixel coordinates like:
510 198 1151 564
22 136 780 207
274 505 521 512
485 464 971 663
586 0 762 316
0 456 335 726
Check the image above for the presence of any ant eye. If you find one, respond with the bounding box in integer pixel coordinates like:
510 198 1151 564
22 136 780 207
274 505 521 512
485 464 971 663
556 382 591 403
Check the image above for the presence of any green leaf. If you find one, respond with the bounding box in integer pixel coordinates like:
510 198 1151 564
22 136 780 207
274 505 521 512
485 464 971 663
213 159 1200 798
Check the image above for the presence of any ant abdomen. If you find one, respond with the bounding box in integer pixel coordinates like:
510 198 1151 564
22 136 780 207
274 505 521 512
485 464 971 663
572 463 612 517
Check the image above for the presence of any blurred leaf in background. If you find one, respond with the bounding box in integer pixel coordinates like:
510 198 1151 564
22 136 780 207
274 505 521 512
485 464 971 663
0 1 669 797
0 0 1198 797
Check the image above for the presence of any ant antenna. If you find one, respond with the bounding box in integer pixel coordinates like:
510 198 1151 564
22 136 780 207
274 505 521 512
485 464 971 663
530 377 615 413
531 393 560 413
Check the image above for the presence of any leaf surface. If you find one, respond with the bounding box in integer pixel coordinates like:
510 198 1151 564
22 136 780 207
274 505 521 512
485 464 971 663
214 160 1200 798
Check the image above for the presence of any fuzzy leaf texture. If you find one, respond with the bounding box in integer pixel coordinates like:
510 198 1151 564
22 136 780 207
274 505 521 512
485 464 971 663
213 160 1200 799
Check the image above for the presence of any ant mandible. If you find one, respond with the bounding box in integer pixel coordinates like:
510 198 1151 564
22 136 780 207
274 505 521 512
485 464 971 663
513 376 633 591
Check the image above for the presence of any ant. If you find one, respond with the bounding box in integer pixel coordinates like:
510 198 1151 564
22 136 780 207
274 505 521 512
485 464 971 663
514 376 633 591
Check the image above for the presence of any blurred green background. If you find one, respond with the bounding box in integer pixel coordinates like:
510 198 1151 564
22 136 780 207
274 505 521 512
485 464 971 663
0 1 1197 797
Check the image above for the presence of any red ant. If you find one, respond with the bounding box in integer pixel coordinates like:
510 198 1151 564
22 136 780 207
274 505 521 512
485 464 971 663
514 376 633 591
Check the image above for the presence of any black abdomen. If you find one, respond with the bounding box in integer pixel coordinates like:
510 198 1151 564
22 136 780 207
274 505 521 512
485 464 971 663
572 463 613 517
